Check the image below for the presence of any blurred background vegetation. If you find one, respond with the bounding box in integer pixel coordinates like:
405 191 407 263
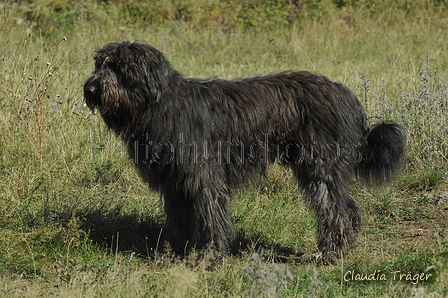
11 0 448 33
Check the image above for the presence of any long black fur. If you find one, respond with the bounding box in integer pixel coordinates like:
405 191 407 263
84 42 406 262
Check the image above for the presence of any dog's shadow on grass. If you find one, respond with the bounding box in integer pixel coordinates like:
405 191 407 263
76 207 165 256
74 207 301 263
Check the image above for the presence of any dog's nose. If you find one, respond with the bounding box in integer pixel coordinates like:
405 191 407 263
84 84 96 96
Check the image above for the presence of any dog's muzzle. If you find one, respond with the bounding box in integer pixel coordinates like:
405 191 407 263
84 84 96 97
84 81 109 115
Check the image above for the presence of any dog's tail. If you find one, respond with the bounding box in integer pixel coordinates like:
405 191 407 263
356 122 406 185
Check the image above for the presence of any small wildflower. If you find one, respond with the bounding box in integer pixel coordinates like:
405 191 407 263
50 102 57 112
244 252 293 297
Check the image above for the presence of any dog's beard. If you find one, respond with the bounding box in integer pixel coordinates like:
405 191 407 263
85 84 118 117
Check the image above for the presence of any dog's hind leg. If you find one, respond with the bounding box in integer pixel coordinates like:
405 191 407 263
294 164 362 262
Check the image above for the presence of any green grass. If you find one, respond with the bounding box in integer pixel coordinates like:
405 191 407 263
1 1 448 296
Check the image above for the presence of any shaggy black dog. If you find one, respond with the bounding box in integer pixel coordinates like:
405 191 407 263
84 42 405 262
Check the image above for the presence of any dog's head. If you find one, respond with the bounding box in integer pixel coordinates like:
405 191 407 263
84 42 172 132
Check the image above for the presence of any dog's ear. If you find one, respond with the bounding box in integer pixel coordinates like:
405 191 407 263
141 46 170 103
119 42 170 103
144 62 165 102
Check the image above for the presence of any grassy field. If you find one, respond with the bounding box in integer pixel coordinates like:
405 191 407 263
1 1 448 297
